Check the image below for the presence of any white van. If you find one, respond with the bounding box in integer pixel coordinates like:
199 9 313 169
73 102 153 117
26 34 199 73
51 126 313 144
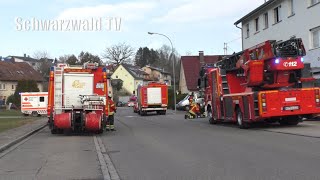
21 92 48 116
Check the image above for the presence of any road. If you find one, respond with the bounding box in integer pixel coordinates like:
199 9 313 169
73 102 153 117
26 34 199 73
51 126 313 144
1 107 320 180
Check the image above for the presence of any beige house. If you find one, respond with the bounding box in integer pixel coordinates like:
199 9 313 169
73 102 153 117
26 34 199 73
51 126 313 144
0 62 44 103
111 64 150 95
141 65 172 86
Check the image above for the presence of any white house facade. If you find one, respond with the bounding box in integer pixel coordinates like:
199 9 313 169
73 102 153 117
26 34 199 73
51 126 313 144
235 0 320 67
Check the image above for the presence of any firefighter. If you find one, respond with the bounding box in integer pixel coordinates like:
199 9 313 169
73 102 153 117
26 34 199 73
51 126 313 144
106 95 117 131
185 99 199 119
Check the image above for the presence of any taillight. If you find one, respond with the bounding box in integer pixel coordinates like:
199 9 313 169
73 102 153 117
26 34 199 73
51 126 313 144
316 89 320 107
261 93 267 112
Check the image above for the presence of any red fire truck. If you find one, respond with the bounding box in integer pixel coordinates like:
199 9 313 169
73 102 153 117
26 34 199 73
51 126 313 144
47 63 109 134
198 38 320 128
136 82 168 116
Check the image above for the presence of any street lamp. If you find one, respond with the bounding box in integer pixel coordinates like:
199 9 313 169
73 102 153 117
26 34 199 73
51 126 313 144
148 32 176 113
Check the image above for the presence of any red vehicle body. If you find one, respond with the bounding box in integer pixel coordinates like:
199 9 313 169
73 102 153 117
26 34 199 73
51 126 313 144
199 38 320 128
136 82 168 115
47 63 109 134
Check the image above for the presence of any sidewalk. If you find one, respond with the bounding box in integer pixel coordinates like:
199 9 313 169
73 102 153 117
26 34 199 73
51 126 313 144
0 118 47 152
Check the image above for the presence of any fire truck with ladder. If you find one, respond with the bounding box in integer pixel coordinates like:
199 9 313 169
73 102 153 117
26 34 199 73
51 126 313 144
198 38 320 128
47 63 109 134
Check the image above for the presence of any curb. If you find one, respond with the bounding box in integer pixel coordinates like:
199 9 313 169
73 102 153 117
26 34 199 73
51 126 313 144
0 123 47 153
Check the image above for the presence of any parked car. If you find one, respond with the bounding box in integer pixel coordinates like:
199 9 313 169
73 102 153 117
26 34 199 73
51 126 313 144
176 93 203 111
128 95 137 107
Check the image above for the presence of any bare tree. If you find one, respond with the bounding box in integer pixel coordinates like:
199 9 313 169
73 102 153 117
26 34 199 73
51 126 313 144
33 50 50 60
102 42 134 65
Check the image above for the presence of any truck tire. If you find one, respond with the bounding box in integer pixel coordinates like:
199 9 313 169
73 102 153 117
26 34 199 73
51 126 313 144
208 110 217 124
31 111 39 117
162 110 166 115
185 106 190 111
51 128 57 134
279 116 300 126
236 108 249 129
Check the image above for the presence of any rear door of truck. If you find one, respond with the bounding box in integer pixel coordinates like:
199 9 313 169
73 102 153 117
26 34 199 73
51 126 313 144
259 88 320 118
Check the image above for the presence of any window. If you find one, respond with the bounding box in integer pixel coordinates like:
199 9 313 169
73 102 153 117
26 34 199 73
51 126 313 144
264 13 269 29
40 97 45 102
289 0 294 16
274 6 281 23
116 75 118 78
246 24 250 38
12 85 15 90
310 0 320 6
255 17 259 32
311 27 320 48
0 84 5 90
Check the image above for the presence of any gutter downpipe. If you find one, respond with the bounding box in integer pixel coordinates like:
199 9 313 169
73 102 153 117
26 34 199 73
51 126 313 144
235 23 244 51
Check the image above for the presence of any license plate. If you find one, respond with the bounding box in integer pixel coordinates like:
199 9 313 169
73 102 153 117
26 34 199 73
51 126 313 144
285 97 296 102
284 106 299 111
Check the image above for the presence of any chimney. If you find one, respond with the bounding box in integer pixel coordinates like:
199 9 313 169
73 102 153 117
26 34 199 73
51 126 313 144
199 51 204 65
24 53 26 57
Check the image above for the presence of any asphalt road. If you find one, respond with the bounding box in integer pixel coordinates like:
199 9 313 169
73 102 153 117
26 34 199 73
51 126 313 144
0 128 102 179
102 107 320 180
1 107 320 180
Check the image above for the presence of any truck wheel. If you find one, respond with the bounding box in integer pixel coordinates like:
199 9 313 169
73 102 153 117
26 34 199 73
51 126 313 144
51 129 57 134
31 111 39 117
162 110 166 115
236 108 249 129
279 116 300 126
208 110 217 124
156 111 160 115
185 106 190 111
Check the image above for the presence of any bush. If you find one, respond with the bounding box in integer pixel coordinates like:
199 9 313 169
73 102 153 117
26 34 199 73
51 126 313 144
167 87 188 109
6 95 18 106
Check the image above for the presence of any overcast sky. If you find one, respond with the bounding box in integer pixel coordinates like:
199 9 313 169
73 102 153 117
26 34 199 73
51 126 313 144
0 0 265 59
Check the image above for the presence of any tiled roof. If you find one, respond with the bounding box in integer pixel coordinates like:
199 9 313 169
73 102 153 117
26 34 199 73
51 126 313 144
9 56 39 62
122 64 148 80
145 65 171 75
0 62 44 82
181 55 223 91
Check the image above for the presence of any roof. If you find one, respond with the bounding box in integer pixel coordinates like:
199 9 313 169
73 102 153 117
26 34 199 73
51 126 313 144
9 56 39 62
122 64 148 80
145 65 171 75
234 0 276 25
181 55 223 91
0 62 44 82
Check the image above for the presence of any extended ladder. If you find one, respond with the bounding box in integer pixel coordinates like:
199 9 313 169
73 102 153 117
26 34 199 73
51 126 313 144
54 67 63 114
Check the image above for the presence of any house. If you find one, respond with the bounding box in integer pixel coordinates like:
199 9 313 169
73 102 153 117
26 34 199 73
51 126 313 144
111 64 150 95
179 51 223 94
234 0 320 68
0 62 45 102
141 65 172 86
8 54 41 70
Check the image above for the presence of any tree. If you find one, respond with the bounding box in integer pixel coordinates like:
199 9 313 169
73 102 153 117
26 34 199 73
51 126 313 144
59 55 69 63
33 50 52 78
102 42 134 65
66 55 78 65
111 79 123 91
7 80 40 107
78 51 102 65
134 47 159 68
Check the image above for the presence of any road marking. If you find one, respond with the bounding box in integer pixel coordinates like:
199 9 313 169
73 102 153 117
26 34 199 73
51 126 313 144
94 136 120 180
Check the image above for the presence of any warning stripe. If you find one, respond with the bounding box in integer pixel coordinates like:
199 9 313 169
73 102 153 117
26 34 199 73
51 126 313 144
21 108 47 110
22 94 48 96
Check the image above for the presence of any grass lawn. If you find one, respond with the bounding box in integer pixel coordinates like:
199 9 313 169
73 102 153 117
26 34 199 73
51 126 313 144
0 118 38 133
0 110 22 116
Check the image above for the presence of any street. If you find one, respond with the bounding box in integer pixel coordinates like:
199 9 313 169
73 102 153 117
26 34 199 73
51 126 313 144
1 107 320 180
